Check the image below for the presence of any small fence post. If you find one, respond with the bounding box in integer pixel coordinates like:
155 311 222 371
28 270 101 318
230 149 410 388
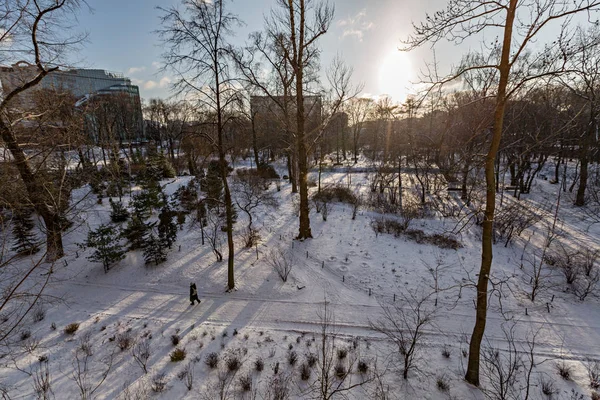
525 308 528 316
322 261 324 269
546 303 550 313
369 288 371 296
393 294 396 302
342 276 345 282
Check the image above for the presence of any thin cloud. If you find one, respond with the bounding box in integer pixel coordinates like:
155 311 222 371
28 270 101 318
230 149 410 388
337 9 373 42
127 66 146 75
141 76 171 90
158 76 171 88
143 80 157 90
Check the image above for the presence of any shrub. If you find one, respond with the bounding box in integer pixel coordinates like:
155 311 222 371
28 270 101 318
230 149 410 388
64 323 80 335
337 348 348 360
170 347 186 362
592 392 600 400
78 332 93 356
540 377 558 396
442 346 451 359
334 363 346 378
306 353 317 368
556 361 573 380
254 357 264 372
357 360 369 374
116 331 132 351
205 352 219 369
436 375 450 392
586 359 600 389
171 334 180 346
225 353 241 372
238 374 252 392
50 322 56 331
287 350 298 366
257 164 280 179
371 218 462 249
33 306 45 323
313 185 358 205
151 373 168 393
20 329 31 341
300 363 311 381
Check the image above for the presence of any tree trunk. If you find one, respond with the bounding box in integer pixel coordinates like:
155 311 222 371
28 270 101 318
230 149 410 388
465 0 516 387
290 0 312 240
251 112 260 168
575 117 594 206
0 120 64 262
215 59 235 290
461 160 470 201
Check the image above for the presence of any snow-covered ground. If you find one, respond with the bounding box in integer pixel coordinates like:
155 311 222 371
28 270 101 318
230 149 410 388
1 160 600 399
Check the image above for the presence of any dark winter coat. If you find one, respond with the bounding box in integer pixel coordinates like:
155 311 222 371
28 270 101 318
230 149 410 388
190 284 198 301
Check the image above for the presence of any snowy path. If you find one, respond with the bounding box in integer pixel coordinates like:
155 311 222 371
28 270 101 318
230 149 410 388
56 277 600 362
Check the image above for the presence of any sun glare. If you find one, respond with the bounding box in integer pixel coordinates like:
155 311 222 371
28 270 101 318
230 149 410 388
378 50 413 103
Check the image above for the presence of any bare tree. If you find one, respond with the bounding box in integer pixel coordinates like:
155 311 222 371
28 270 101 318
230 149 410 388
559 25 600 206
131 338 151 374
405 0 600 386
158 0 240 290
232 173 278 247
270 0 334 240
70 349 114 400
346 97 373 163
480 325 541 400
0 0 86 262
32 359 53 400
370 290 436 380
306 299 372 399
205 209 225 263
266 247 294 282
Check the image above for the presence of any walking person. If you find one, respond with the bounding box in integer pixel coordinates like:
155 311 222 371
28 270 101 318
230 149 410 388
190 282 200 305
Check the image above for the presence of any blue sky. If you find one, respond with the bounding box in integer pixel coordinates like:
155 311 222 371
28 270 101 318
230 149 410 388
72 0 470 103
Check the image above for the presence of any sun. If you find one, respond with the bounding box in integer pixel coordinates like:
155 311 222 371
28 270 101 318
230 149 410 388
378 50 414 103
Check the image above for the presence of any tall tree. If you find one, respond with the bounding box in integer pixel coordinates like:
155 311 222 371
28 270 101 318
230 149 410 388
273 0 334 240
560 25 600 206
0 0 86 262
159 0 240 290
405 0 600 386
347 97 373 163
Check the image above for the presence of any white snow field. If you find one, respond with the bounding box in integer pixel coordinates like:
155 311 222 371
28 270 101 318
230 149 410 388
1 160 600 399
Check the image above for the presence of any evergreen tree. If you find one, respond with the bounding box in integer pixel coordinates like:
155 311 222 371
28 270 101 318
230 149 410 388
11 209 40 255
158 202 178 249
122 217 154 250
130 187 164 219
143 233 168 266
109 199 130 223
203 160 223 209
85 224 126 273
